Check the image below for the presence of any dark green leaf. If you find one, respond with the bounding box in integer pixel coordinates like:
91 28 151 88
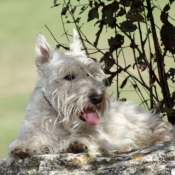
120 21 137 32
130 40 138 49
88 7 99 22
102 9 113 23
94 25 103 46
53 0 57 5
171 91 175 100
75 17 81 23
128 0 144 14
120 0 131 7
132 84 138 89
120 76 129 89
127 13 144 22
163 4 170 12
108 34 124 53
79 6 88 15
169 0 175 4
160 22 175 54
117 7 126 17
94 20 101 26
166 68 175 83
100 52 115 69
101 1 119 28
70 7 77 14
103 1 119 13
61 6 69 15
50 4 60 8
102 70 121 87
89 0 93 7
67 0 71 5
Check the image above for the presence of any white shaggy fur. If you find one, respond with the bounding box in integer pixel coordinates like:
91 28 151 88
7 29 175 163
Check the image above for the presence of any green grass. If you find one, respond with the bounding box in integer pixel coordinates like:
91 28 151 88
0 93 29 158
0 0 65 159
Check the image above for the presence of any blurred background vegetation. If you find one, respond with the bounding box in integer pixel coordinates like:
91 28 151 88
0 0 65 159
0 0 175 159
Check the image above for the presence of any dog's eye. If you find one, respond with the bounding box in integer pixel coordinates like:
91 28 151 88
64 75 75 81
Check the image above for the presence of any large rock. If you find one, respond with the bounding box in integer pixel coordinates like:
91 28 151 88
0 142 175 175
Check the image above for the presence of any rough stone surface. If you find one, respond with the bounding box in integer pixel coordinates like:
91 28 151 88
0 142 175 175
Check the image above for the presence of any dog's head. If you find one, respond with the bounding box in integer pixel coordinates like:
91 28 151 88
35 29 108 129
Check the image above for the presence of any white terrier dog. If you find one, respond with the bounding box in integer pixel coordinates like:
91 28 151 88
7 29 175 163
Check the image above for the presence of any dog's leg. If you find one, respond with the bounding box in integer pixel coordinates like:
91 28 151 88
66 141 88 153
7 137 50 163
60 136 99 154
7 120 53 163
7 139 32 163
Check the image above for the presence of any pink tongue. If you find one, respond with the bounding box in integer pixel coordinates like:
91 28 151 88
83 110 100 125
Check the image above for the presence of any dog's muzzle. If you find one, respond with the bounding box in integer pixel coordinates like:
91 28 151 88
89 93 103 105
79 93 103 125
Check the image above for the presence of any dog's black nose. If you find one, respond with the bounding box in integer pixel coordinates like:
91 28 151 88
89 93 103 105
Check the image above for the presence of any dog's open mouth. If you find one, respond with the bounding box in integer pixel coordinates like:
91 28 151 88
80 110 100 125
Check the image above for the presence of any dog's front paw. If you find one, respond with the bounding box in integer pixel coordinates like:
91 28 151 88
67 141 88 153
11 147 30 159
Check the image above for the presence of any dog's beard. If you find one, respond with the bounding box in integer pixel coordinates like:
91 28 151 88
51 90 107 130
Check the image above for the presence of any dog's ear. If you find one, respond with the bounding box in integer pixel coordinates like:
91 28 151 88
69 29 84 55
35 33 54 67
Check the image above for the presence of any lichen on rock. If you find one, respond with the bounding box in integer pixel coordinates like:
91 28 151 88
0 142 175 175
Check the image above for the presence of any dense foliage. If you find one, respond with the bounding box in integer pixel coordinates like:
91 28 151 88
51 0 175 124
